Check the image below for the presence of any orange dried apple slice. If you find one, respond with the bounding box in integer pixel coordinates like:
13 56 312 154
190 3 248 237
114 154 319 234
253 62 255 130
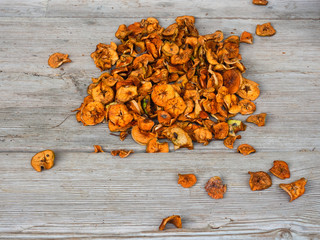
159 215 182 231
131 125 157 145
223 69 242 94
240 31 253 44
279 178 307 202
81 102 106 126
48 53 71 68
246 113 267 127
269 160 290 179
31 150 55 172
238 144 256 155
151 84 175 107
178 174 197 188
248 171 272 191
256 22 276 36
205 176 227 199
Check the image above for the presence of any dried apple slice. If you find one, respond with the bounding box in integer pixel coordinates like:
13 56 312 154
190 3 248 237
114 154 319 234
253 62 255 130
115 85 138 103
238 144 256 155
237 78 260 101
159 215 182 231
205 176 227 199
223 69 242 94
269 160 290 179
239 99 256 115
108 103 133 127
246 113 267 127
279 178 307 202
138 117 155 131
240 31 253 44
162 42 179 56
213 122 229 139
131 125 157 145
178 174 197 188
253 0 268 5
146 138 169 153
31 150 55 172
256 22 276 36
248 171 272 191
164 97 187 117
223 135 241 149
48 53 71 68
81 102 106 126
151 84 175 107
163 127 193 150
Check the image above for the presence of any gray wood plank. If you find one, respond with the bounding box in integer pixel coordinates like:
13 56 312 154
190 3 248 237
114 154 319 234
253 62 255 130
0 18 319 74
0 17 319 152
0 0 47 17
45 0 320 20
0 151 319 238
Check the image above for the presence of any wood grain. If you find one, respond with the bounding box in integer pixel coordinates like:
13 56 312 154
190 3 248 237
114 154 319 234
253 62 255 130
0 18 319 152
45 0 320 20
0 0 319 238
0 151 319 238
0 0 47 17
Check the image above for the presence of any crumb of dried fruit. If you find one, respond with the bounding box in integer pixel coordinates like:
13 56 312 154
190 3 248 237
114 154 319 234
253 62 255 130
178 174 197 188
270 160 290 179
111 149 134 158
253 0 268 5
205 176 227 199
48 53 71 68
31 150 55 172
93 145 104 153
159 215 182 231
246 113 267 127
256 22 276 36
248 171 272 191
238 144 256 155
279 178 307 202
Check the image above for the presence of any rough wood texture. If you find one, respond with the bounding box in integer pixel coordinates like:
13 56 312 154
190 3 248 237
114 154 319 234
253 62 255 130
0 0 319 239
0 18 319 152
0 152 319 239
46 0 320 19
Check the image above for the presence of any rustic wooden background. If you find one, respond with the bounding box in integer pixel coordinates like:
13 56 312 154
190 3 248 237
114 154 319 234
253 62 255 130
0 0 319 239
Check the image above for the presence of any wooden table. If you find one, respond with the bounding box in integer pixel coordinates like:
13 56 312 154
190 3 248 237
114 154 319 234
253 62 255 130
1 0 319 239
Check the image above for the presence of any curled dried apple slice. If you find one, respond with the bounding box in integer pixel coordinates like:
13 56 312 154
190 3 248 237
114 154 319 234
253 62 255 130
159 215 182 231
146 138 169 153
279 178 307 202
238 144 256 155
48 53 71 68
240 31 253 44
178 174 197 188
223 69 242 94
205 176 227 199
131 125 157 145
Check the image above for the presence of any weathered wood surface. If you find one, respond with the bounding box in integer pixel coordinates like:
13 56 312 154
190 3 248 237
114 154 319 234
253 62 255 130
0 0 319 239
0 18 319 153
1 152 319 239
